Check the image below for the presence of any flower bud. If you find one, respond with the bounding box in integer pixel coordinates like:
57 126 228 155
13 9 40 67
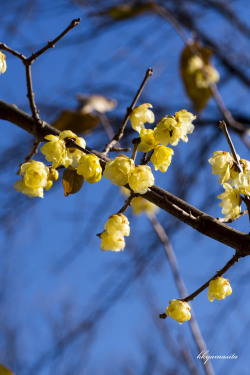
128 165 154 194
77 154 102 184
165 299 191 324
100 231 125 252
105 214 130 236
207 277 232 302
151 145 174 172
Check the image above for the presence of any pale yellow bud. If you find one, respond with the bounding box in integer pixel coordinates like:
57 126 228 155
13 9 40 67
151 145 174 172
103 156 135 186
77 154 102 184
130 103 155 133
100 231 125 252
128 165 154 194
105 214 130 236
165 299 191 324
207 277 232 302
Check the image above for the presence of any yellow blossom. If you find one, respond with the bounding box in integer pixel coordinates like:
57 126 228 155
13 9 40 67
77 154 102 184
138 129 158 153
175 109 196 143
131 196 159 216
103 156 135 186
208 151 235 184
151 145 174 172
41 131 86 168
105 214 130 236
130 103 155 133
0 51 6 74
128 165 154 194
218 183 241 220
207 277 232 302
100 231 125 252
187 55 220 88
154 116 181 146
165 299 191 324
14 161 52 198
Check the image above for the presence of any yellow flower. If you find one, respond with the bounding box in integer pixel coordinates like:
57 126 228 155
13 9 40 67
187 55 220 88
100 231 125 252
151 145 174 172
77 154 102 184
103 156 135 186
208 151 235 184
0 51 6 74
165 299 191 324
238 159 250 196
175 110 196 143
154 116 181 146
14 161 53 198
218 183 241 220
207 277 232 302
105 214 130 236
41 131 86 168
131 196 159 216
130 103 155 133
138 129 158 153
128 165 154 194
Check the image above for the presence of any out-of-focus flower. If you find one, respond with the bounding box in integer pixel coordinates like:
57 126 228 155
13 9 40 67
128 165 154 194
187 55 220 88
208 151 235 184
165 299 191 324
100 231 125 252
207 277 232 302
0 51 6 74
105 214 130 236
138 128 158 153
217 183 241 220
77 154 102 184
131 196 159 216
103 156 134 186
130 103 155 133
151 145 174 172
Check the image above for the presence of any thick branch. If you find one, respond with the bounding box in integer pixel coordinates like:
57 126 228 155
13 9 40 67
1 100 250 255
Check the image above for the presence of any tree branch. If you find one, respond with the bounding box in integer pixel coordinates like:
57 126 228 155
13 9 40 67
1 100 250 255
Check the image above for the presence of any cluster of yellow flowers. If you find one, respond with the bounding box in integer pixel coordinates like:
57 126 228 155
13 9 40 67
100 214 130 252
166 276 232 324
209 151 250 220
14 161 58 198
187 55 220 89
0 51 7 74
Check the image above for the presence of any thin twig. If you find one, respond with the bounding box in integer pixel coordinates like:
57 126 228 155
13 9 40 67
117 193 136 214
109 147 131 152
17 138 41 174
27 18 81 63
219 121 242 172
182 252 241 303
131 138 140 161
148 214 215 375
103 67 153 155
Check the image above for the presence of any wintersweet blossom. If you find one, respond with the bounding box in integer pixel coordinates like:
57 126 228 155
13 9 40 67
41 131 86 168
128 165 154 194
77 154 102 184
187 55 220 88
165 299 191 324
175 110 196 143
100 231 125 252
154 116 181 146
14 161 54 198
103 156 135 186
151 145 174 172
217 183 241 220
105 214 130 237
130 103 155 133
138 128 158 153
207 277 232 302
0 51 6 74
208 151 235 184
131 196 159 216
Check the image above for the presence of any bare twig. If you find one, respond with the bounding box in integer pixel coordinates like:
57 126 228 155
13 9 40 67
219 121 242 172
103 68 153 155
117 193 136 214
109 147 131 152
148 214 214 375
131 138 140 161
